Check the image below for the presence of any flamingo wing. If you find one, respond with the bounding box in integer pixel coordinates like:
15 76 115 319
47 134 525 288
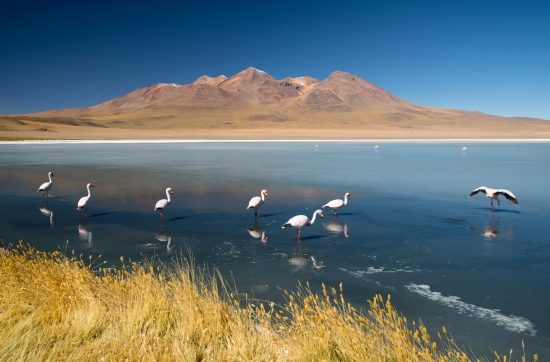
38 182 51 191
77 196 88 209
155 199 169 210
282 215 309 229
495 189 518 205
247 196 262 209
468 187 488 198
323 199 344 209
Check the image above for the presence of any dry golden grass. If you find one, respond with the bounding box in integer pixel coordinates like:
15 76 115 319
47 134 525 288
0 242 538 361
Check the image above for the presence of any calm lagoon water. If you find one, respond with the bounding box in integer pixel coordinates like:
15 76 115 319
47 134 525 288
1 142 549 357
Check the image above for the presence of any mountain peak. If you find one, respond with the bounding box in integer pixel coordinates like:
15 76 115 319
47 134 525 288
192 75 227 86
246 66 267 74
220 67 275 89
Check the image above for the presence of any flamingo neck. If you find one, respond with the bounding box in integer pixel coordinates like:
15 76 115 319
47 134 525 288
310 212 319 224
344 195 348 205
166 190 171 203
48 173 53 183
86 185 92 198
261 192 265 202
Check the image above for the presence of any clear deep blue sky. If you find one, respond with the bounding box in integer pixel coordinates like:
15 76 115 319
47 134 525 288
1 0 549 119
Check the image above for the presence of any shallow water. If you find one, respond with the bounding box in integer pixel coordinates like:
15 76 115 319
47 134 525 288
1 142 549 358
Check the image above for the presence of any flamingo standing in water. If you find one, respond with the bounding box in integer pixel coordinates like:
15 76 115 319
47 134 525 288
468 186 518 213
37 172 54 200
247 189 268 220
282 209 324 241
155 187 174 223
322 192 351 216
77 183 95 219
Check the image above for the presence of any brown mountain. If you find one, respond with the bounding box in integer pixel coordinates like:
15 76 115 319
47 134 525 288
1 67 549 140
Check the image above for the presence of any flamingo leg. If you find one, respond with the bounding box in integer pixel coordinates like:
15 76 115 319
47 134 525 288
160 212 164 224
491 200 495 213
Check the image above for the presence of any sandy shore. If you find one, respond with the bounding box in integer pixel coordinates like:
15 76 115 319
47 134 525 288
2 126 550 142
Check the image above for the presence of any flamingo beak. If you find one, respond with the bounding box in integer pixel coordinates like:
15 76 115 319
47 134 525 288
320 213 324 218
91 184 95 188
52 173 54 177
265 192 268 197
170 190 174 195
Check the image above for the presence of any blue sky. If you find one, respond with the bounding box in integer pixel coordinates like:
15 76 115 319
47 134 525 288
1 0 549 119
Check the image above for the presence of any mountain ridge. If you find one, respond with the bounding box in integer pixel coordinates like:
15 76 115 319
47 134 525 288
2 67 549 140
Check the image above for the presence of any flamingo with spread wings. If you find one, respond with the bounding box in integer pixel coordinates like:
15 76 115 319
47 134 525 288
468 186 518 212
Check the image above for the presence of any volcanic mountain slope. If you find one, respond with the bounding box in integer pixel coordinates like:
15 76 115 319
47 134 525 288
3 66 549 139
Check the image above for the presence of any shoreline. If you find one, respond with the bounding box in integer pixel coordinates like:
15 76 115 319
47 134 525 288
1 138 550 144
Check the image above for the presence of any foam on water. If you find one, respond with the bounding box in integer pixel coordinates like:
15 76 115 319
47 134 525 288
405 284 537 336
340 267 414 276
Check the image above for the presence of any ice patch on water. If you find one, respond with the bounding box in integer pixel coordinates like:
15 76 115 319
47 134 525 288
340 267 413 277
405 284 537 336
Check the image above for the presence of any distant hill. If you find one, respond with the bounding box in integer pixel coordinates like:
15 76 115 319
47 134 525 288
2 67 549 140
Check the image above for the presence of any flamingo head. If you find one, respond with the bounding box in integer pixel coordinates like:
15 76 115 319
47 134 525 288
87 183 95 188
49 172 54 177
315 209 324 218
167 187 174 195
261 189 268 197
345 192 351 199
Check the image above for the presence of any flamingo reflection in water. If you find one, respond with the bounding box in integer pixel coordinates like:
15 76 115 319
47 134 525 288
323 219 349 238
38 205 54 227
284 244 324 272
471 215 517 240
247 224 268 243
78 224 92 243
156 229 174 253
